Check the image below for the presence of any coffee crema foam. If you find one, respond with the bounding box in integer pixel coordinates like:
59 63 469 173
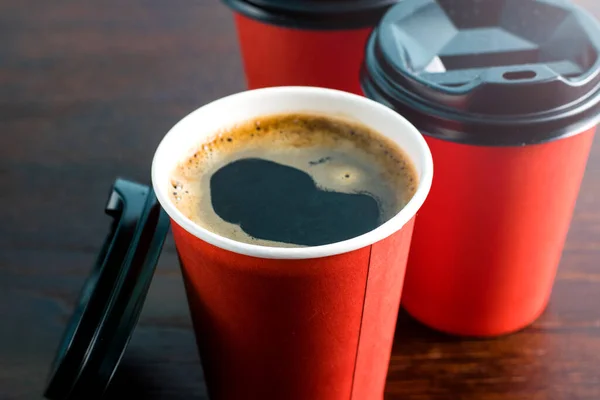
169 113 418 247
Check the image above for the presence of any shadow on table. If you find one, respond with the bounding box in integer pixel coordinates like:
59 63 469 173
394 307 464 344
105 362 156 398
105 353 210 400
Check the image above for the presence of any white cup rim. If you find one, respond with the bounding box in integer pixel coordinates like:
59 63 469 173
152 86 433 260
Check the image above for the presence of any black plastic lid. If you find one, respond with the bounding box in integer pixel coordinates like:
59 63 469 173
44 179 170 400
361 0 600 146
222 0 399 30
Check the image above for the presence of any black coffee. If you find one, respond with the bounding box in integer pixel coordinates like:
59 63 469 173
170 113 417 248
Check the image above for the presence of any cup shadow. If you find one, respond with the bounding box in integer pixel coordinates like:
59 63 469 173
105 351 210 400
394 307 464 344
105 361 156 399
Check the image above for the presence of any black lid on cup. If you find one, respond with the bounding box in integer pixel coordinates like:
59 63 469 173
44 179 170 400
222 0 399 29
361 0 600 146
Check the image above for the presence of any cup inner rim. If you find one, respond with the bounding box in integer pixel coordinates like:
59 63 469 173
151 87 433 260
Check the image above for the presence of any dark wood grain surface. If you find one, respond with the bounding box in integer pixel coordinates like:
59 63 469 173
1 1 598 399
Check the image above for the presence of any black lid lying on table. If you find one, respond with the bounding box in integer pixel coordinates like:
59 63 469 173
44 179 170 400
361 0 600 146
222 0 399 29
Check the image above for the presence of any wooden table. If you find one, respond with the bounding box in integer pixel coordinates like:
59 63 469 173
1 1 598 399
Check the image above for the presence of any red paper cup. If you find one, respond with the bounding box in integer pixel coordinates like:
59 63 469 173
362 0 600 336
152 87 433 399
222 0 398 94
403 129 596 336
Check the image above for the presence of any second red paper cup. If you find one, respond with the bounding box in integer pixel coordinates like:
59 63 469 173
152 87 433 399
222 0 398 94
362 0 600 337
